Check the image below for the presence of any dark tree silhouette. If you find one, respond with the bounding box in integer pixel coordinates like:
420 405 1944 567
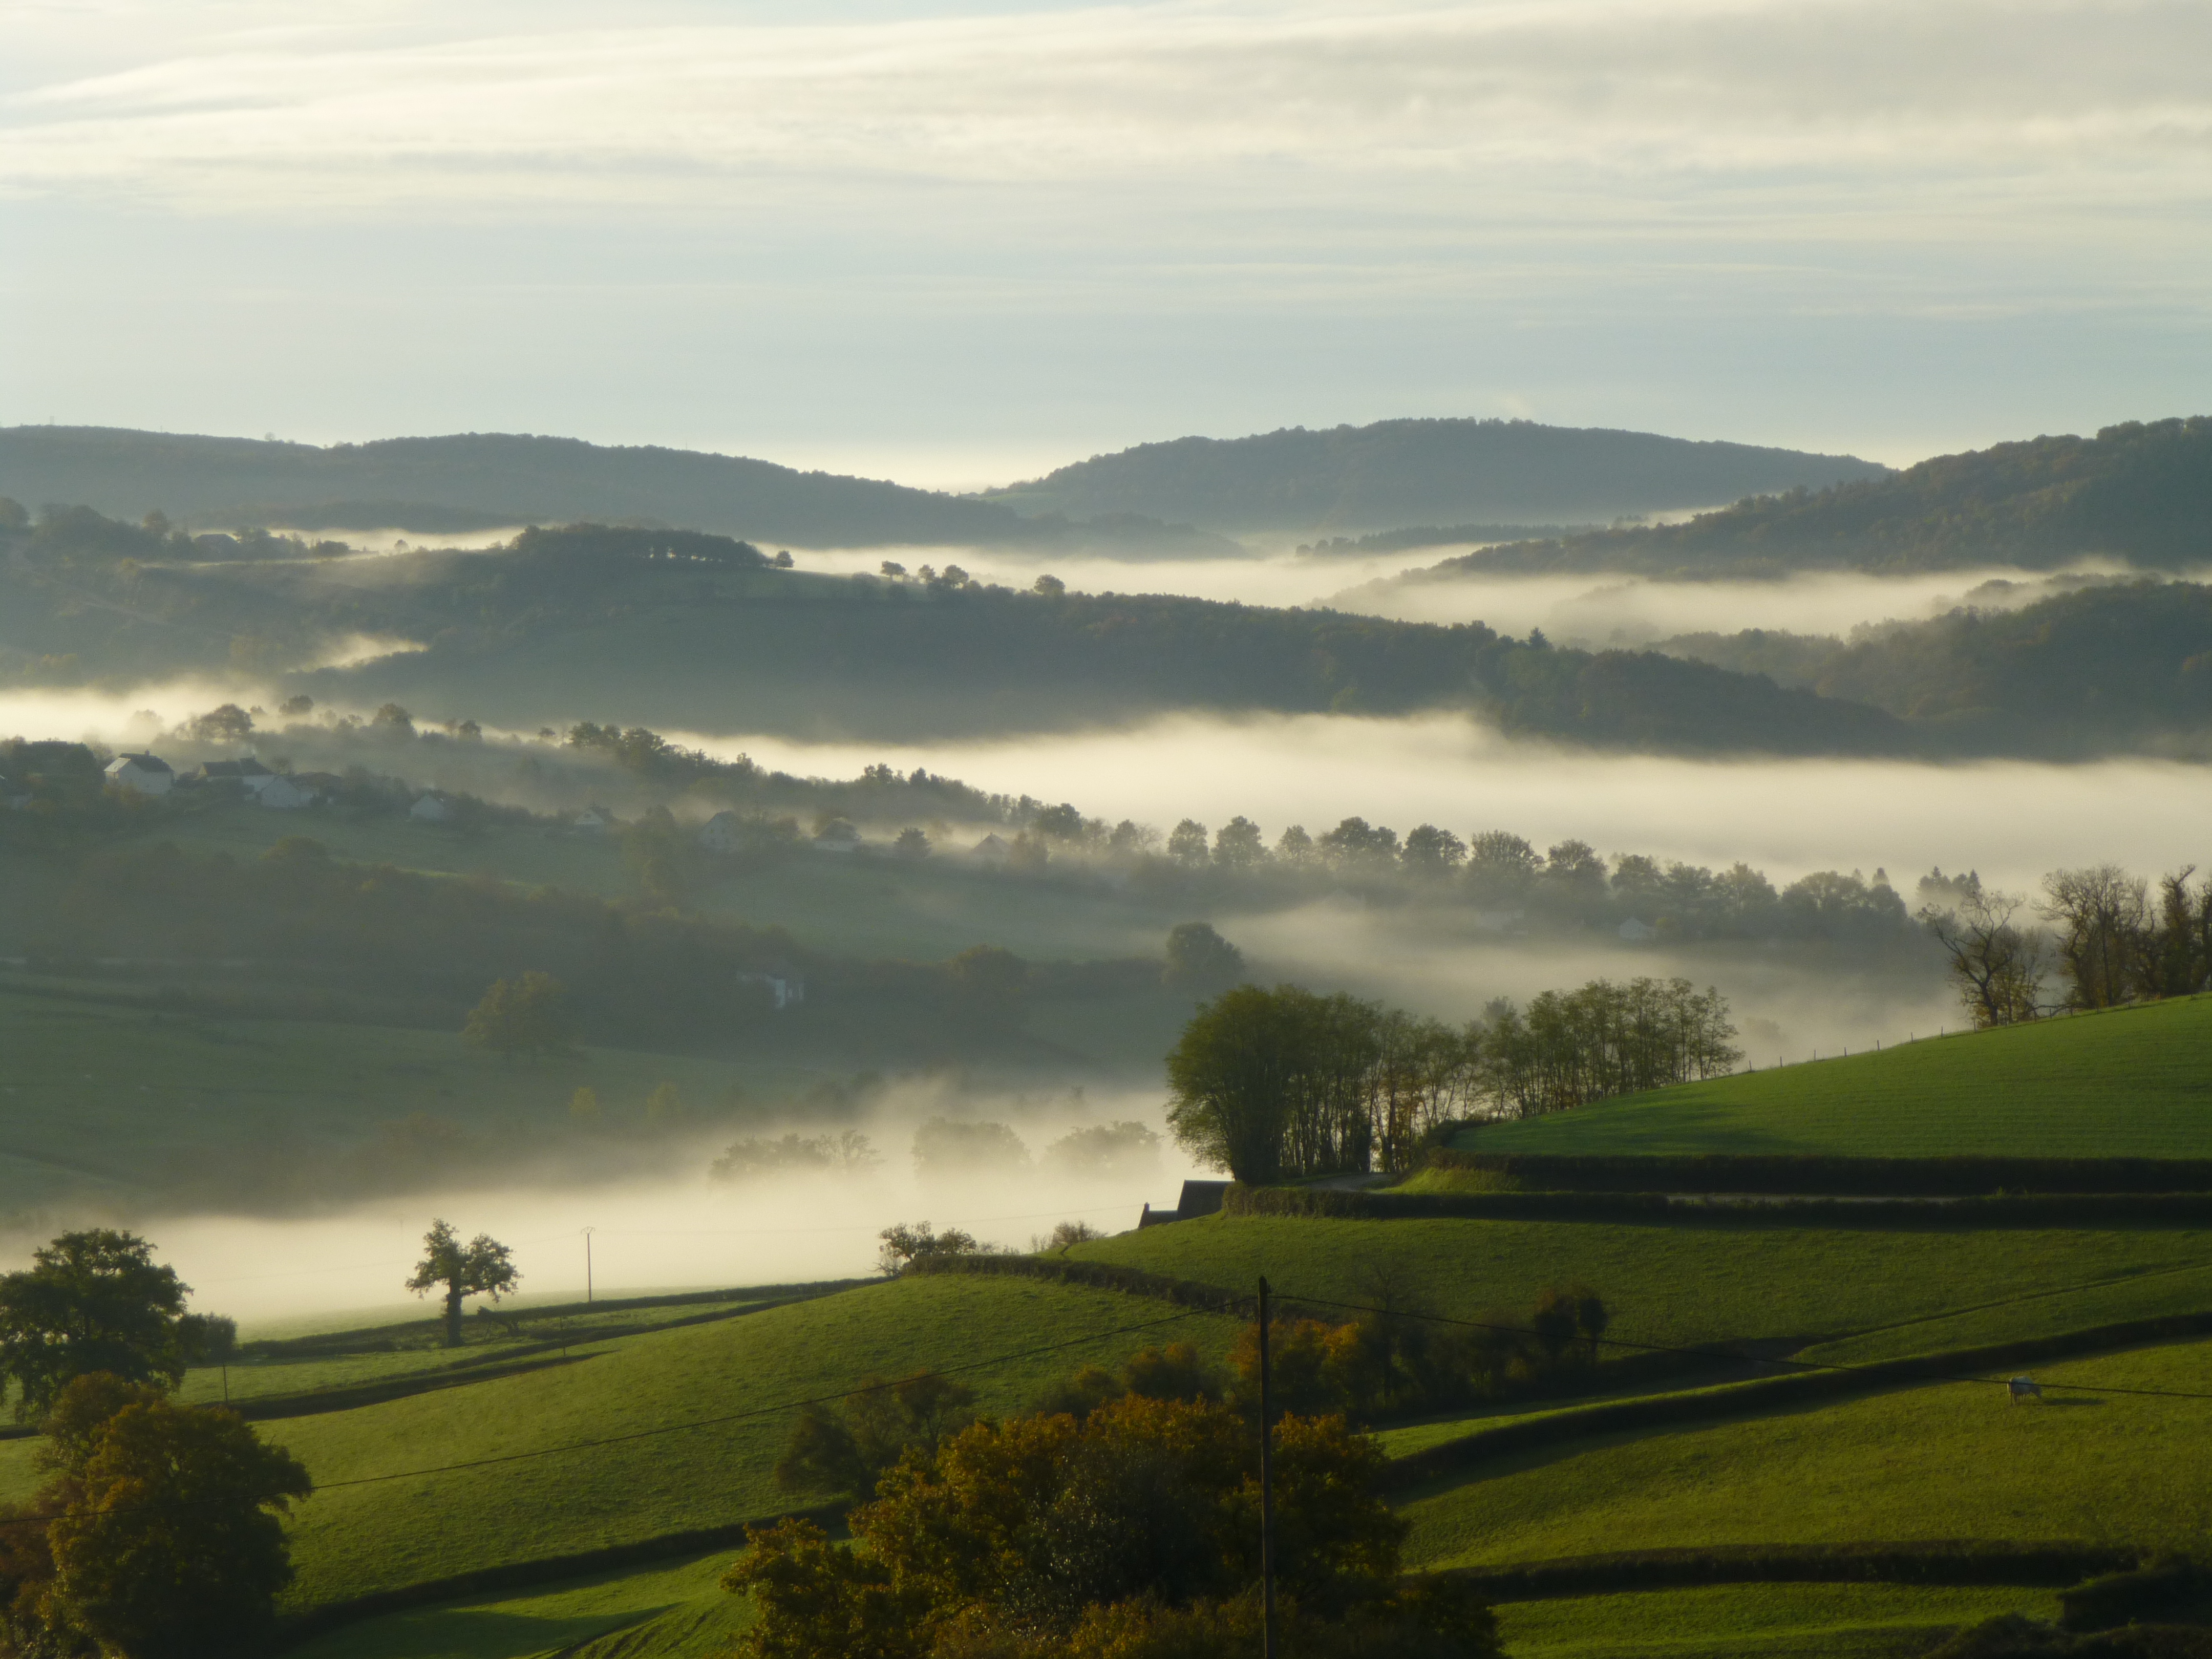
0 1230 190 1421
406 1221 520 1347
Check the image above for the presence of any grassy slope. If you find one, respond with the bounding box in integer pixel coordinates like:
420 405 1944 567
1401 1335 2212 1570
0 983 764 1209
172 1293 783 1408
1070 1213 2212 1358
0 1274 1243 1612
1496 1584 2061 1659
1457 996 2212 1158
287 1549 751 1659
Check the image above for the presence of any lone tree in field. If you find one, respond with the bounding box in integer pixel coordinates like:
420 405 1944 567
0 1229 192 1421
407 1221 520 1347
462 971 574 1061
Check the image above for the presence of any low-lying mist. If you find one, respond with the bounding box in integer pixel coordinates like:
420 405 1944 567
2 1089 1209 1332
771 543 2171 654
659 712 2210 902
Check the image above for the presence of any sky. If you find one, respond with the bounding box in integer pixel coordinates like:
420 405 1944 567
3 0 2208 488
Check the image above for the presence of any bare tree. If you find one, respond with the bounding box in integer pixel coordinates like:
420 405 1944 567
2041 866 2151 1009
2152 866 2212 998
1919 881 2048 1027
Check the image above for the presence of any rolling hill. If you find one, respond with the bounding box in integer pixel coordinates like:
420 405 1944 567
1445 995 2212 1160
0 427 1230 554
1405 416 2212 579
980 418 1891 538
0 983 2201 1657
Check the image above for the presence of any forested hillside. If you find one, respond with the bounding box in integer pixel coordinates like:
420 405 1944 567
982 417 1890 536
0 512 1905 753
1412 417 2212 577
1660 580 2212 755
0 427 1229 552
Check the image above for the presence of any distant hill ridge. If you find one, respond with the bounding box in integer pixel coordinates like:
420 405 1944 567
1410 416 2212 578
0 426 1231 555
979 417 1893 536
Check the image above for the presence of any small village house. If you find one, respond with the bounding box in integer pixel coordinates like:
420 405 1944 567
104 753 174 796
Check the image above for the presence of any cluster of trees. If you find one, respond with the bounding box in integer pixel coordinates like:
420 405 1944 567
714 1121 1162 1187
742 1389 1493 1659
1166 979 1739 1180
0 1231 310 1659
1003 810 1915 946
1920 863 2212 1028
1028 1289 1611 1435
1482 979 1741 1118
712 1130 883 1182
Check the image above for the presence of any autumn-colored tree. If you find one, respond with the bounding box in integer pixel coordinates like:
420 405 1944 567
26 1374 311 1659
728 1395 1464 1658
462 971 573 1060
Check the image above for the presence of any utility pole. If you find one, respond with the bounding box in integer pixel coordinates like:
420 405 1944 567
582 1226 594 1305
1259 1275 1276 1659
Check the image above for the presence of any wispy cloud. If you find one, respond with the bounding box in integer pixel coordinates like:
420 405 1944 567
4 0 2207 220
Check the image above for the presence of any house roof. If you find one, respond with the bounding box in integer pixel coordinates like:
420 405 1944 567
107 753 172 774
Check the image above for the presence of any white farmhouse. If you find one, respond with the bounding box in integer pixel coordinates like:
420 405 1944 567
740 970 806 1011
1619 917 1660 943
572 805 614 835
970 833 1011 865
813 819 862 854
105 753 174 797
410 791 457 823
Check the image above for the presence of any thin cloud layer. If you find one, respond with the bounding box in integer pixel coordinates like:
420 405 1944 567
5 0 2208 221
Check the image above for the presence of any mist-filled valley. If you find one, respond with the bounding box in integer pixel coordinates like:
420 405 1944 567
14 1 2212 1650
2 413 2209 1659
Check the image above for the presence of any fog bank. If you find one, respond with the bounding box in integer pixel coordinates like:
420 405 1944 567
0 1092 1210 1329
665 712 2210 902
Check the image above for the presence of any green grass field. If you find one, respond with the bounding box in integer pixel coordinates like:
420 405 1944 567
286 1549 752 1659
1070 1212 2212 1360
0 981 809 1209
171 1291 799 1410
1493 1583 2060 1659
0 1273 1245 1612
1455 995 2212 1159
1402 1335 2212 1570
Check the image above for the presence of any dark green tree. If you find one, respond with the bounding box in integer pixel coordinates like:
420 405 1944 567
0 1231 190 1422
1162 921 1246 989
1164 986 1301 1183
1165 819 1211 867
406 1221 520 1347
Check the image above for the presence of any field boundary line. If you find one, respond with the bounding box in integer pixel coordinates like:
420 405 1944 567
1428 1541 2138 1602
1423 1151 2212 1198
269 1503 845 1652
1231 1184 2212 1229
1380 1308 2212 1488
